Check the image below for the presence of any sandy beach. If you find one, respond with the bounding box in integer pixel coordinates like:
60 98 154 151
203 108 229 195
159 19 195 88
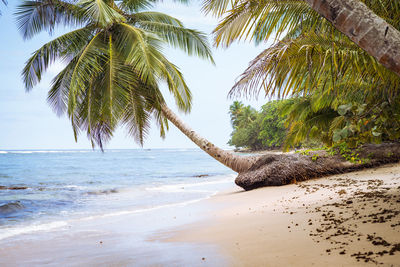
0 164 399 266
168 163 400 266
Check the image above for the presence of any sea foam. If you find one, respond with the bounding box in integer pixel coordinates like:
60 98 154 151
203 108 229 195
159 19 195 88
146 175 235 193
0 195 213 241
0 221 68 241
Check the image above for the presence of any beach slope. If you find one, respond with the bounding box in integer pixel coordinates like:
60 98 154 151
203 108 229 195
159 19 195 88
168 164 400 266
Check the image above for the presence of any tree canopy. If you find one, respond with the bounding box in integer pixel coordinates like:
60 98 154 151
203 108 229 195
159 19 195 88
211 0 400 150
17 0 213 149
228 100 288 150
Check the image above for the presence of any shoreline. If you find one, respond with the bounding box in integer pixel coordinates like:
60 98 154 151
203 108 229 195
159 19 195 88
0 164 399 266
166 163 400 266
0 174 235 266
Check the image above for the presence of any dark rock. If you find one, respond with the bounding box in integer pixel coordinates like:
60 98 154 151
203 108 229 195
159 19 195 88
0 201 25 214
193 174 209 178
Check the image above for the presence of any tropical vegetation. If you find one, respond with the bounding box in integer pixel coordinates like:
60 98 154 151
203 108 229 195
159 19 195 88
203 0 400 77
205 0 400 151
17 0 400 175
303 0 400 77
228 100 287 150
16 0 257 173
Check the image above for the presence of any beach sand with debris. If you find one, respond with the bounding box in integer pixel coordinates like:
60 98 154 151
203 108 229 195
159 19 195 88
167 163 400 266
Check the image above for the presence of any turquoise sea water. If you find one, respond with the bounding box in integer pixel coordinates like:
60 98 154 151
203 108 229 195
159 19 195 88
0 149 235 241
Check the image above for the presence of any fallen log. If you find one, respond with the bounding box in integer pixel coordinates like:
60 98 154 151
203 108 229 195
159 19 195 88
235 143 400 190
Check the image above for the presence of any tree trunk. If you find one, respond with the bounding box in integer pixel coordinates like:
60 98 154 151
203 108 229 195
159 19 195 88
161 104 258 173
235 143 400 190
305 0 400 77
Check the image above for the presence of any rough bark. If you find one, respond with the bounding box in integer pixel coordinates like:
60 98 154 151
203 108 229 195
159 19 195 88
235 143 400 190
161 104 258 173
306 0 400 77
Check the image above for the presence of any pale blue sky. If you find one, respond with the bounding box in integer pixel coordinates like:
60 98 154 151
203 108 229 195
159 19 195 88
0 1 270 150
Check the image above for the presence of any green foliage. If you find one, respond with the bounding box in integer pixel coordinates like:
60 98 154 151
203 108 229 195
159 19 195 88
327 143 368 164
229 122 262 150
229 101 245 128
258 100 287 148
207 0 400 150
228 100 288 150
18 0 213 149
330 99 400 147
311 153 319 162
282 90 400 150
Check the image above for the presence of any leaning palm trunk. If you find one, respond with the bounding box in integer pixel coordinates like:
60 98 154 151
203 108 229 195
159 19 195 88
161 105 258 173
161 106 400 190
306 0 400 77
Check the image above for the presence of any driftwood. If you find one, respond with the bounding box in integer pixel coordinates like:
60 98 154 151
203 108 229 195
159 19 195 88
236 143 400 190
0 186 28 190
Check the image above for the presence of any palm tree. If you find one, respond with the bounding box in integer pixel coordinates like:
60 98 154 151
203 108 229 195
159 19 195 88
17 0 257 173
203 0 400 148
304 0 400 77
228 101 257 129
229 101 244 127
237 106 256 127
203 0 400 77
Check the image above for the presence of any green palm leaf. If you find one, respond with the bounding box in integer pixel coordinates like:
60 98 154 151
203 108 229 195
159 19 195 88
18 0 214 148
78 0 125 26
15 0 87 40
23 26 94 90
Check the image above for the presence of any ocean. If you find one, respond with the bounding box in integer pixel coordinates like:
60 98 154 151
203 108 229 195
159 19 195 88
0 149 235 241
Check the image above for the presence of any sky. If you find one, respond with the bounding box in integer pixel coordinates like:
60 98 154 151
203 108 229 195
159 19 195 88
0 1 271 150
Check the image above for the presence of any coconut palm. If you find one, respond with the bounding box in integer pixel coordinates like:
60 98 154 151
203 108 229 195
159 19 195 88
18 0 257 173
204 0 400 148
203 0 400 76
229 101 244 127
304 0 400 77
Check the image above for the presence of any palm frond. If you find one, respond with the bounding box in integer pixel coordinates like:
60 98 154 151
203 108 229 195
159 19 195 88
137 20 214 63
23 26 94 91
209 0 320 47
229 31 400 99
19 0 213 149
201 0 232 16
157 55 192 112
114 22 163 83
119 0 190 13
67 31 106 115
129 11 183 26
15 0 87 40
118 0 156 12
78 0 125 26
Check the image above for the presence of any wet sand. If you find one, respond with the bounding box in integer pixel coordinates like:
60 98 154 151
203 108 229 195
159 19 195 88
1 164 399 266
0 198 229 266
167 163 400 266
